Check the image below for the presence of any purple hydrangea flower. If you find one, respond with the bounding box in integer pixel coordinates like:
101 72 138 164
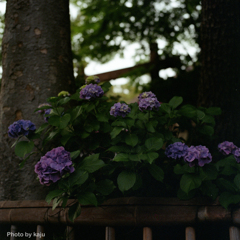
85 75 100 85
35 146 75 186
37 103 51 114
165 142 188 159
8 120 36 138
184 145 212 167
80 83 104 100
218 141 237 155
138 91 157 101
110 102 131 118
139 97 161 111
234 148 240 163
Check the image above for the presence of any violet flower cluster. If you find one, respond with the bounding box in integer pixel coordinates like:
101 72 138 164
165 142 188 159
8 120 36 138
80 83 104 100
37 103 52 122
138 91 160 111
218 141 240 163
165 142 212 167
35 146 75 186
218 141 237 155
110 102 131 118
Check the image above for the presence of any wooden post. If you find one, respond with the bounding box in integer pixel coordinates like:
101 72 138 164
105 227 115 240
143 227 152 240
185 227 196 240
229 226 240 240
66 226 75 240
36 225 45 240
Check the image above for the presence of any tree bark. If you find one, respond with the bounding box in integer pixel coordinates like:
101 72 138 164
198 0 240 146
0 0 75 200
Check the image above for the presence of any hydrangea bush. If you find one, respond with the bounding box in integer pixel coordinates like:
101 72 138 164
9 76 240 222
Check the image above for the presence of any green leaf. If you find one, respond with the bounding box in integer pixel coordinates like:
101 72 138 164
219 192 240 209
101 81 112 92
125 134 138 147
174 164 195 174
145 152 159 164
15 141 34 158
117 171 136 192
113 153 129 162
112 121 126 128
206 107 222 116
148 164 164 182
180 174 202 194
68 202 81 222
177 188 196 200
169 96 183 109
178 105 196 118
61 135 71 146
71 106 82 120
45 189 65 204
145 121 155 132
68 170 88 187
129 154 141 161
96 180 116 195
78 192 98 206
200 165 218 180
196 110 205 120
160 103 171 114
202 115 215 125
70 150 80 159
110 127 122 139
200 181 219 200
137 112 149 122
145 138 163 151
125 118 135 127
48 115 60 127
59 114 71 129
217 178 237 193
107 145 130 153
96 113 108 122
80 154 105 173
35 123 49 133
234 174 240 190
198 125 214 136
58 97 71 105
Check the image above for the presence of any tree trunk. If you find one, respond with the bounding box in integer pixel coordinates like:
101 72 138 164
198 0 240 146
0 0 75 200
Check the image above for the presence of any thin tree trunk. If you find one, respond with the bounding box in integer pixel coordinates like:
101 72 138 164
0 0 75 200
198 0 240 146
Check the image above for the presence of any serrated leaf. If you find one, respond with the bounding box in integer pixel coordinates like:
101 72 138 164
45 189 65 204
148 164 164 181
58 97 71 105
145 138 163 151
125 134 138 147
206 107 222 116
169 96 183 109
71 106 82 120
68 170 88 187
80 154 105 173
15 141 34 158
35 123 49 133
59 114 71 129
96 113 108 122
113 153 129 162
219 192 240 209
70 150 80 159
96 180 116 195
78 192 98 206
110 127 122 139
145 152 159 164
117 171 136 192
180 174 202 194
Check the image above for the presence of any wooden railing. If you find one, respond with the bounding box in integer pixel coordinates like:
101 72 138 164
1 197 240 240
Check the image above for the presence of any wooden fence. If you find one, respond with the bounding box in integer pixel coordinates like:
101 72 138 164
1 197 240 240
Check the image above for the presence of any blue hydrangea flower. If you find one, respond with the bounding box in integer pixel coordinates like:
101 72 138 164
8 120 36 138
165 142 188 159
138 97 160 111
80 83 104 100
110 102 131 118
44 109 52 122
138 91 157 101
184 145 212 167
35 146 75 186
218 141 237 155
85 76 100 85
234 148 240 163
